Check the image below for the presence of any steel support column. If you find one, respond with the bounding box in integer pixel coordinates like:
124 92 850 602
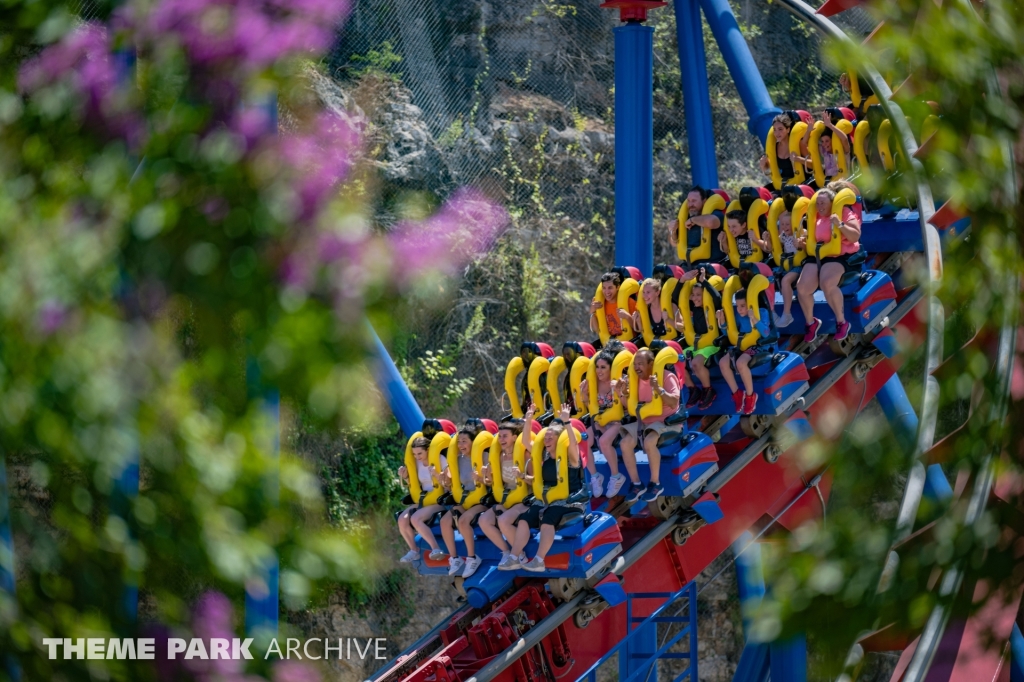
876 374 952 502
369 323 426 436
613 21 655 276
245 92 281 642
733 532 765 638
674 0 719 187
1011 622 1024 682
696 0 780 140
769 635 807 682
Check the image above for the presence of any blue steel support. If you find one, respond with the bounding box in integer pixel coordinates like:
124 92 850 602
732 643 770 682
245 91 281 642
245 389 281 638
369 322 426 436
1011 622 1024 682
696 0 781 140
620 597 658 682
769 635 807 682
875 374 952 502
613 22 655 276
674 0 719 188
732 532 765 638
1 456 20 681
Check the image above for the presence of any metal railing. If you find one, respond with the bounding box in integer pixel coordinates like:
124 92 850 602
575 581 698 682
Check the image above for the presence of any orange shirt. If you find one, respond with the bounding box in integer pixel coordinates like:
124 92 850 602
604 297 636 337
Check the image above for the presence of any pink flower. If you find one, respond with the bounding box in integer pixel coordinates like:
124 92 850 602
387 189 509 286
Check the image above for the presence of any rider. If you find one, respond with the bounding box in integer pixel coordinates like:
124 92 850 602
476 418 532 569
437 419 489 579
618 349 681 504
505 403 588 572
589 271 636 344
397 437 449 563
578 350 629 498
668 185 727 266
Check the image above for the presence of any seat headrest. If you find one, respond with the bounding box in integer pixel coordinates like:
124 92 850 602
793 109 814 125
521 341 555 359
711 189 731 203
781 184 814 211
562 341 596 359
536 343 555 359
622 341 638 353
481 419 499 434
738 186 772 212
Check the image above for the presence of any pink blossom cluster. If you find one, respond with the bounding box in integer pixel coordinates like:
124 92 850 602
141 0 348 72
18 23 141 143
278 111 362 221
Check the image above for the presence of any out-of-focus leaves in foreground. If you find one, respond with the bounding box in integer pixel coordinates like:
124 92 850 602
750 0 1024 677
0 0 506 679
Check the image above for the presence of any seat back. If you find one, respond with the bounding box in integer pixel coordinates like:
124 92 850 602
678 277 724 349
628 347 681 421
724 192 768 268
489 432 532 508
460 432 494 508
423 432 451 506
765 128 788 191
766 195 808 271
593 276 640 345
877 119 897 172
679 191 728 263
637 279 675 345
588 349 634 427
853 119 871 172
531 427 577 504
789 120 809 185
808 121 827 187
833 118 856 178
807 188 858 260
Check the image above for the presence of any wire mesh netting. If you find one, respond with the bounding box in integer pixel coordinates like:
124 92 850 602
324 0 876 422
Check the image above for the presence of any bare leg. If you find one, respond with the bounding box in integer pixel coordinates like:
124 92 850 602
585 426 599 475
819 262 846 324
598 426 621 476
719 355 738 394
410 505 443 552
781 272 798 316
643 430 661 485
510 520 533 557
397 506 418 552
691 357 711 389
458 506 485 557
535 525 557 559
797 263 820 322
498 503 527 545
738 354 754 394
478 508 509 553
618 428 642 484
440 510 458 556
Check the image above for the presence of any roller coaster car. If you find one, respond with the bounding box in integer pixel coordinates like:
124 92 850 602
689 276 810 418
775 189 898 336
504 341 556 419
460 511 622 608
591 430 719 501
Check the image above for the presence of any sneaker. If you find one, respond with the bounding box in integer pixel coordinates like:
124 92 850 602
742 391 758 416
834 320 851 341
803 317 822 343
428 548 449 561
685 386 703 409
497 553 521 571
777 312 794 328
624 482 646 504
589 472 605 498
640 482 665 502
462 556 483 579
448 557 465 576
732 389 744 413
399 549 419 563
697 386 717 411
521 556 546 572
605 473 628 498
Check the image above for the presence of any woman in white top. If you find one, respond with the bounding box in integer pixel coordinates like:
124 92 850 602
397 437 449 563
476 416 533 566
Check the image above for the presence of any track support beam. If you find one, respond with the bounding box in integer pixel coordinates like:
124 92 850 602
674 0 718 187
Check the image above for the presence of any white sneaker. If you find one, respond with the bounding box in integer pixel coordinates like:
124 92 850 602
497 553 521 571
605 473 628 498
462 556 483 579
589 472 605 497
400 549 419 563
448 557 465 576
777 313 794 328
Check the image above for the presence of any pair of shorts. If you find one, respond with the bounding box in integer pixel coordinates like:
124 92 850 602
518 503 584 529
624 419 682 441
685 344 720 366
807 252 859 273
